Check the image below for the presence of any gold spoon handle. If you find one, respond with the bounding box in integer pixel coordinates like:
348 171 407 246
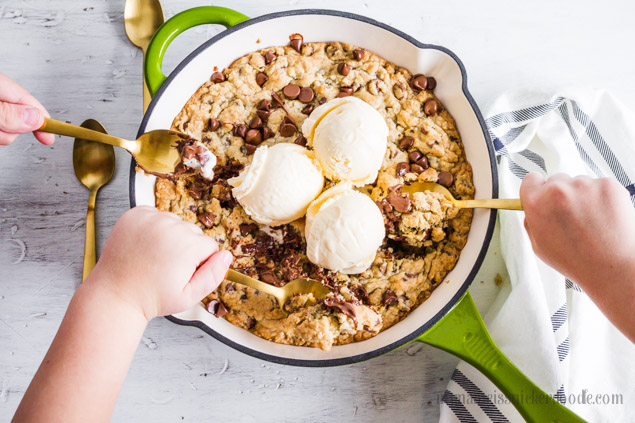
461 198 523 210
226 269 284 301
143 79 152 112
40 118 138 153
82 188 98 281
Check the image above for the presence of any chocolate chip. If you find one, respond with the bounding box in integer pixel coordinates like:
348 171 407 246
260 270 279 286
257 99 272 111
318 97 327 105
381 200 394 214
392 83 405 100
245 316 256 330
382 289 398 306
367 79 380 95
294 136 307 146
396 162 410 177
408 151 423 163
264 50 276 64
351 285 370 305
411 74 427 91
426 76 437 90
206 300 217 314
437 171 454 187
301 104 314 115
341 86 354 95
324 297 357 322
271 92 285 108
249 116 263 129
207 118 220 132
239 223 259 236
289 33 303 52
337 62 350 76
233 124 247 138
256 72 268 86
225 283 235 292
386 192 413 213
198 212 215 228
182 145 196 160
398 136 414 150
416 155 429 169
424 98 440 116
262 126 274 140
245 129 262 145
211 72 225 83
298 87 314 103
256 109 270 121
283 84 301 99
207 299 229 317
189 205 198 213
196 146 209 165
337 85 353 98
187 182 207 200
173 162 188 176
353 49 365 60
280 123 297 137
244 143 258 155
410 164 425 174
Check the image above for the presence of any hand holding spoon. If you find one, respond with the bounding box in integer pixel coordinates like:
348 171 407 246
40 117 185 176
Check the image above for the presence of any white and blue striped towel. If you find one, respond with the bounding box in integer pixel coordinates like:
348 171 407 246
440 89 635 423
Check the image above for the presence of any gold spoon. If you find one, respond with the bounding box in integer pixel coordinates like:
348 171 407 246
40 118 184 176
402 181 523 210
226 269 331 310
124 0 165 111
73 120 115 281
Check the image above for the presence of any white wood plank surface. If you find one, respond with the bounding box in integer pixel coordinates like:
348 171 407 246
1 0 633 421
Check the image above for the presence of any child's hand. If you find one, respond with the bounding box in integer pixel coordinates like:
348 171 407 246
521 173 635 341
0 73 55 146
87 206 233 320
520 173 635 281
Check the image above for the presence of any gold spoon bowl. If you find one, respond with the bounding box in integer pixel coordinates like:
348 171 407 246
402 181 523 210
41 117 184 176
226 269 331 311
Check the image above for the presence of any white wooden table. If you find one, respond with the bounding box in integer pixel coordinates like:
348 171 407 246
1 1 633 421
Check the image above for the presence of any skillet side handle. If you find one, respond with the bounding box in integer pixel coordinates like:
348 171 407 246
144 6 249 97
416 292 586 423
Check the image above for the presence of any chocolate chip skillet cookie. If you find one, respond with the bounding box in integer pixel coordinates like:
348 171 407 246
155 34 474 351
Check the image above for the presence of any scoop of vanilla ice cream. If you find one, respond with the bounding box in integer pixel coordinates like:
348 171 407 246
228 143 324 226
305 182 385 274
301 97 388 186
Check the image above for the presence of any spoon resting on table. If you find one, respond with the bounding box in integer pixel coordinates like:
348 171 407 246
40 117 185 176
124 0 165 111
72 119 114 281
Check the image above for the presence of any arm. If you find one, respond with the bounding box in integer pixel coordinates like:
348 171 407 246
0 73 55 145
520 173 635 342
13 206 233 422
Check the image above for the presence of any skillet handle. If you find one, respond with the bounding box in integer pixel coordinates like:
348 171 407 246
416 292 586 423
144 6 249 97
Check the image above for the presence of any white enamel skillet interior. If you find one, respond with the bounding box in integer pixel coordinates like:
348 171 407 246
129 9 498 367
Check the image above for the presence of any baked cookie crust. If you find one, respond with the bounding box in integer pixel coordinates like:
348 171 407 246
155 40 474 351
